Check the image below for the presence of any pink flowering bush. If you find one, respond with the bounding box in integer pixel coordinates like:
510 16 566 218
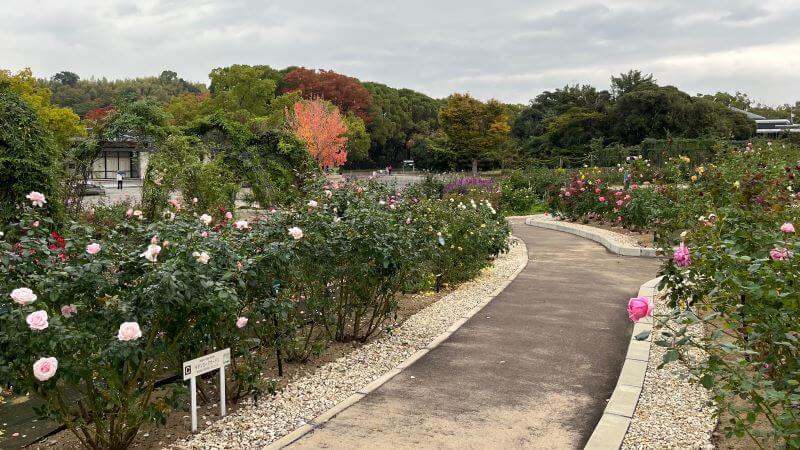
655 142 800 446
1 179 510 447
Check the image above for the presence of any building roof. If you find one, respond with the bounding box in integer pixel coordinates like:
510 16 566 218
728 106 766 120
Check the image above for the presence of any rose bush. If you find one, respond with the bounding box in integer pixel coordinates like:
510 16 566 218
0 179 509 448
647 142 800 447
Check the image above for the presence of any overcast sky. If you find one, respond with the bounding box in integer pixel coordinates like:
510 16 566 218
2 0 799 106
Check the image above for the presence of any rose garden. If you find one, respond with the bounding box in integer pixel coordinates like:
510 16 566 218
1 66 799 449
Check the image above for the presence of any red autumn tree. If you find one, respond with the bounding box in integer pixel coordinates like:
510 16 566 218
281 68 373 123
288 99 349 167
84 106 114 124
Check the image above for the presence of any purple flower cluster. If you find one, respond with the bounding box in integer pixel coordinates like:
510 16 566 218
443 177 497 194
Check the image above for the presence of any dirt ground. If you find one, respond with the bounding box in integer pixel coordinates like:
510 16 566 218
28 288 450 449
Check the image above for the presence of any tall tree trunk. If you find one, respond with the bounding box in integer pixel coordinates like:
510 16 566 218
471 158 478 176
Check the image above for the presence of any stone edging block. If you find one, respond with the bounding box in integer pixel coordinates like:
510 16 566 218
583 277 662 450
265 236 530 449
525 218 660 258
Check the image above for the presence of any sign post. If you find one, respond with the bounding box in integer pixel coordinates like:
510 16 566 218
183 348 231 432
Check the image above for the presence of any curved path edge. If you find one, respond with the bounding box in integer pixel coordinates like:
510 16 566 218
583 276 662 450
266 237 530 450
525 217 658 258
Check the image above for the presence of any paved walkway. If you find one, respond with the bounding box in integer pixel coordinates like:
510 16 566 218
288 220 661 449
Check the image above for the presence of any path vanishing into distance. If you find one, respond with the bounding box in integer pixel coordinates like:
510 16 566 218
288 219 661 449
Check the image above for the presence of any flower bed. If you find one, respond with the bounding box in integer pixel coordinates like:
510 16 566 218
615 141 800 448
0 180 509 449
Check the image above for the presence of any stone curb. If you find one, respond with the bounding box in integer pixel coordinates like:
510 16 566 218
525 218 659 258
266 236 530 449
583 276 662 450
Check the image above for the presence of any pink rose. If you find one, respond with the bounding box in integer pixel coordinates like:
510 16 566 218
10 287 37 305
201 231 208 238
32 220 40 228
117 322 143 341
140 244 161 262
616 200 624 206
169 198 182 211
236 317 248 328
598 196 606 202
61 304 78 318
781 222 795 233
126 208 133 218
26 310 49 330
33 357 58 381
564 191 571 197
288 227 304 240
26 191 47 207
595 188 601 194
86 243 101 255
673 243 691 267
770 248 792 261
627 296 654 322
225 211 233 220
234 220 249 230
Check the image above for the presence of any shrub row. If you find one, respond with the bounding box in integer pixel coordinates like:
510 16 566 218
0 180 509 449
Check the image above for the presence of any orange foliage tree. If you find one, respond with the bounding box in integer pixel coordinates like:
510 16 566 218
288 99 349 167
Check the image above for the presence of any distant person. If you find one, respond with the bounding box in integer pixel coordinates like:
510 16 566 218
117 171 124 190
623 171 631 190
387 164 393 175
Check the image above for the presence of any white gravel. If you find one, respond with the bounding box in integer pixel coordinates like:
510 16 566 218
621 291 716 450
173 237 527 449
527 213 650 249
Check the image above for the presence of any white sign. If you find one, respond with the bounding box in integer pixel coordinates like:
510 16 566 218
183 348 230 380
183 348 231 432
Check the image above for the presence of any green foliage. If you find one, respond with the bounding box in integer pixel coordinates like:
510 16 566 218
44 70 204 117
102 99 170 142
546 141 800 446
0 88 64 224
0 180 510 448
343 113 370 163
499 168 566 215
362 82 441 167
208 64 281 117
439 94 510 173
164 93 210 126
1 68 86 151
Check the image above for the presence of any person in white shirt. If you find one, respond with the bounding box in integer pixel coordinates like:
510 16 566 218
116 171 123 189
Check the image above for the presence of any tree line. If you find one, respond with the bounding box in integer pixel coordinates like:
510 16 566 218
11 66 800 174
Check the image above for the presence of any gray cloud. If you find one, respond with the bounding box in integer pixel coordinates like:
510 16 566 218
1 0 798 105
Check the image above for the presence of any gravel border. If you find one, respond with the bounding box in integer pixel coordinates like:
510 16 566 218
173 237 528 450
525 214 658 257
620 291 715 450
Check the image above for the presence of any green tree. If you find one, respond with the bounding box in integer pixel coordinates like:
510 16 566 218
363 82 441 166
51 71 79 86
0 68 86 151
438 93 510 174
0 88 63 223
343 113 370 164
165 92 210 126
610 69 658 99
208 64 281 117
